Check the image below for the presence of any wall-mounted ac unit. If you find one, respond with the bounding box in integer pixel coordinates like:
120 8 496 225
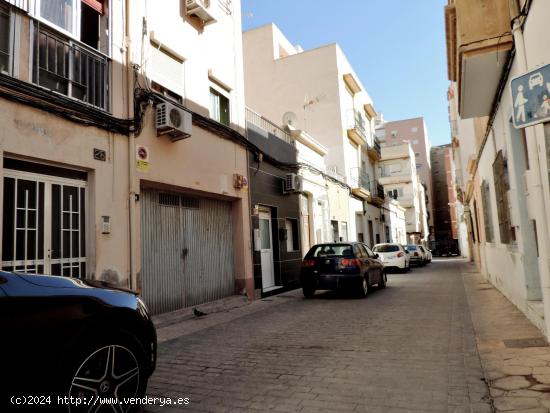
156 101 192 142
186 0 217 25
283 173 302 193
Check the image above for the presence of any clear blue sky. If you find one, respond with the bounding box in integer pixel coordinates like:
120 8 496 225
241 0 451 147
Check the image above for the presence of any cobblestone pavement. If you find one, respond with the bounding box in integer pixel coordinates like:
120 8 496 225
463 262 550 412
144 258 491 412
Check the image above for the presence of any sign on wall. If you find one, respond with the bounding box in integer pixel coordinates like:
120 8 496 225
511 63 550 128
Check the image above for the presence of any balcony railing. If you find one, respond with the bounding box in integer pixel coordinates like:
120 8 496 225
32 23 110 111
347 110 366 144
246 107 292 144
350 168 370 192
371 180 385 200
367 137 381 160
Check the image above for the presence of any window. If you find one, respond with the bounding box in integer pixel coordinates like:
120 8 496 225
35 0 108 53
151 81 183 105
391 130 397 137
331 220 339 243
210 87 230 126
32 24 109 110
480 180 494 242
411 127 418 133
492 151 512 244
285 218 299 252
415 152 420 157
387 188 403 199
412 139 419 144
0 3 11 74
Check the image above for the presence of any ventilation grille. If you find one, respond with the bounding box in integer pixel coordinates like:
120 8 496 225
158 192 200 209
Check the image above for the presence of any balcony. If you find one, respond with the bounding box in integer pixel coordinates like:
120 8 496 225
347 110 367 146
397 195 415 208
378 169 412 186
350 167 371 199
367 137 381 160
445 0 513 118
369 180 385 206
32 23 110 111
246 107 292 144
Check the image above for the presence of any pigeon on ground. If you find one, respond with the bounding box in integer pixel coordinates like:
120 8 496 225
193 307 207 317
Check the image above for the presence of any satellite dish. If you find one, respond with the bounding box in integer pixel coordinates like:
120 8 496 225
282 111 298 127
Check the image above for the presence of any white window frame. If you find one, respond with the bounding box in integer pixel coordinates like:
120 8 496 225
32 0 81 40
209 82 231 125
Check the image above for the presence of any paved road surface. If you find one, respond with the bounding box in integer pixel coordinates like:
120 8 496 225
144 258 491 412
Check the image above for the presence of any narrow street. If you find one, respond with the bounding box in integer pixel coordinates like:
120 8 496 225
145 259 491 412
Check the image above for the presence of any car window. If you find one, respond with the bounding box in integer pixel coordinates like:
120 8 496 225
356 244 368 258
405 245 417 251
418 246 425 252
364 245 375 258
373 244 399 252
308 244 354 258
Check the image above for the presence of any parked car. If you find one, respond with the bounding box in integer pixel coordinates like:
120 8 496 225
0 271 157 412
418 245 432 263
372 243 410 272
404 244 425 266
301 242 386 298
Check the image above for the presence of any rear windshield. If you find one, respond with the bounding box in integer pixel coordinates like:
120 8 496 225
405 245 417 251
373 245 399 252
308 244 354 258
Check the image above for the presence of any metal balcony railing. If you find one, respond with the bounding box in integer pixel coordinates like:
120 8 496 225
350 168 370 191
32 22 110 111
246 107 292 144
371 180 385 199
348 110 366 140
217 0 232 15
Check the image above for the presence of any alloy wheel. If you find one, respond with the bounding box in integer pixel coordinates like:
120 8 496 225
69 345 140 413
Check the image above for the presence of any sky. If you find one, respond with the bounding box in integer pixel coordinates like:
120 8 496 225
241 0 451 147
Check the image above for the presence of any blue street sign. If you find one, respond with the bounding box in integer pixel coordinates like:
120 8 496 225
511 63 550 128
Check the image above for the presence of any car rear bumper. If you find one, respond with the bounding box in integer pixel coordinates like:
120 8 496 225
301 273 362 290
380 258 406 269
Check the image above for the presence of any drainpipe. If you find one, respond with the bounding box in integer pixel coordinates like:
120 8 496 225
125 0 137 291
512 9 550 336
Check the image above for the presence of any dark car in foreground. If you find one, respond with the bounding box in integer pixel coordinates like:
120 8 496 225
0 272 156 412
300 242 386 298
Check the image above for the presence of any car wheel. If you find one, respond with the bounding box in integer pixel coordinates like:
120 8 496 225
65 331 148 413
303 285 316 298
406 261 411 272
357 276 369 298
378 271 387 289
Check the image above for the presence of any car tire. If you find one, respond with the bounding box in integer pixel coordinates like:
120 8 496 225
378 271 387 289
63 330 148 413
357 275 369 298
303 285 316 298
406 261 411 272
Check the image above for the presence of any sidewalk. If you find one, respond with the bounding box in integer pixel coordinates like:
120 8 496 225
461 261 550 412
152 290 303 343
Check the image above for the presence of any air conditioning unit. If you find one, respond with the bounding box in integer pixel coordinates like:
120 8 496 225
283 173 302 193
185 0 217 25
156 101 192 142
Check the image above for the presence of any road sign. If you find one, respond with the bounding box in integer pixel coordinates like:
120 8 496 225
511 63 550 128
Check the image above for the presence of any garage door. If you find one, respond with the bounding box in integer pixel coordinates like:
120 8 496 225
140 189 234 315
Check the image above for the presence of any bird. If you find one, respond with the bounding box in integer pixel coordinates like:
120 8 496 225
193 307 207 317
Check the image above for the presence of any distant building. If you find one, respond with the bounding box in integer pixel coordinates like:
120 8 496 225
376 117 434 238
378 143 429 244
430 144 459 255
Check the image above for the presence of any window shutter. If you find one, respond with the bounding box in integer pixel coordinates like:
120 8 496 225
480 181 493 242
492 150 511 244
82 0 103 14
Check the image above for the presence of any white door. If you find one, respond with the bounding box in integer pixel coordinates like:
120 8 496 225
259 208 275 290
2 170 87 277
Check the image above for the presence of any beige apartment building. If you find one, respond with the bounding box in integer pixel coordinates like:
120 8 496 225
242 23 390 247
0 0 254 315
376 117 434 240
445 0 550 335
379 143 429 244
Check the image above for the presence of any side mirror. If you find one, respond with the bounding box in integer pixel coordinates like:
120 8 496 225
374 253 379 259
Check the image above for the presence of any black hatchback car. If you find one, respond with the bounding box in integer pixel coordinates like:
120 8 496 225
0 271 157 412
300 242 386 298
